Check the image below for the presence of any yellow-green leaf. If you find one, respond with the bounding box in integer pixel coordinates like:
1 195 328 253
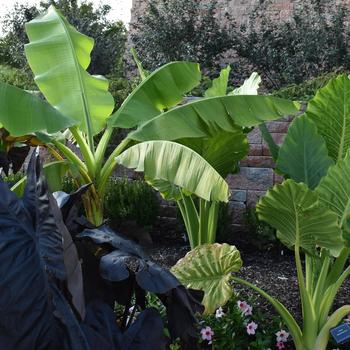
171 243 242 314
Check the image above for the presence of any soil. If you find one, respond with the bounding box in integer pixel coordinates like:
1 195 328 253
148 221 350 349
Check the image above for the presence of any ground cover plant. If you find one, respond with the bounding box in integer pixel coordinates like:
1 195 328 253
0 6 299 247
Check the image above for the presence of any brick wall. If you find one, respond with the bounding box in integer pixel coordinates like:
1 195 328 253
225 117 291 230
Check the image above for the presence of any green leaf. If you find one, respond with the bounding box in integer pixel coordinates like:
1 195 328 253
256 179 343 257
25 6 114 135
109 61 201 128
129 96 300 141
116 141 229 202
146 178 182 201
11 160 70 197
317 151 350 245
276 115 334 189
130 48 149 81
204 65 231 97
306 74 350 162
259 123 280 162
0 82 75 136
171 243 242 314
230 72 261 95
179 129 248 178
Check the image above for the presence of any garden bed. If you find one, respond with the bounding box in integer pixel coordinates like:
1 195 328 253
149 224 350 326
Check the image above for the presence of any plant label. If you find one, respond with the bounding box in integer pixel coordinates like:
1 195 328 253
331 323 350 344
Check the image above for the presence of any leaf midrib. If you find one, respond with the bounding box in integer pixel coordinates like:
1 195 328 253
55 10 94 142
337 82 347 162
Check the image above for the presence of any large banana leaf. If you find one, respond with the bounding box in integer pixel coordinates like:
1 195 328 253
129 96 299 141
25 6 114 135
0 82 75 136
276 115 334 189
108 62 201 128
204 65 231 97
256 179 343 257
317 151 350 245
171 243 242 314
306 74 350 162
116 141 229 202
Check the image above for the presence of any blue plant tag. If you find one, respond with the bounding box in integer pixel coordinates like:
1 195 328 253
331 323 350 344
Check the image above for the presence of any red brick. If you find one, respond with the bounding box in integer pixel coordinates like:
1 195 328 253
249 144 263 156
228 201 246 225
240 156 274 168
262 143 271 156
266 121 290 133
247 127 262 144
227 167 274 191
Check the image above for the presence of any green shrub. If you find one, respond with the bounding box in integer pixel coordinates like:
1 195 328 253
246 208 277 250
62 176 159 227
104 177 159 227
131 0 234 71
0 65 36 90
0 1 127 75
2 171 24 187
272 71 345 101
235 0 350 88
107 74 139 108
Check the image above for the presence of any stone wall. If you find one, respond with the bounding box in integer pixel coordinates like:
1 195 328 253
225 117 290 230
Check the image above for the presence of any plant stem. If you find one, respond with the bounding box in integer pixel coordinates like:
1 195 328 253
98 138 131 196
198 199 209 245
207 201 219 243
95 127 114 176
70 126 96 177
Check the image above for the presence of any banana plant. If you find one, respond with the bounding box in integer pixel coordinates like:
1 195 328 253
117 68 300 247
231 74 350 350
0 6 299 227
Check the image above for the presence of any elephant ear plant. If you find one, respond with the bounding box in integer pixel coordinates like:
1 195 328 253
232 74 350 350
0 6 299 232
0 151 204 349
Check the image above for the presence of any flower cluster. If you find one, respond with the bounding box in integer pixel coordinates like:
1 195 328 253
275 329 289 349
237 300 253 316
198 296 286 349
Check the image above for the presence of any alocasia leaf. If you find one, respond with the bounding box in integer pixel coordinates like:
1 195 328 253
256 179 343 257
276 115 333 189
306 74 350 162
171 243 242 314
317 151 350 245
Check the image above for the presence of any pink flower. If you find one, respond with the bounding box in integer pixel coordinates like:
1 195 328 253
246 321 258 335
244 304 253 316
276 329 289 343
237 300 253 316
237 300 248 311
276 342 285 350
345 314 350 323
201 326 214 342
